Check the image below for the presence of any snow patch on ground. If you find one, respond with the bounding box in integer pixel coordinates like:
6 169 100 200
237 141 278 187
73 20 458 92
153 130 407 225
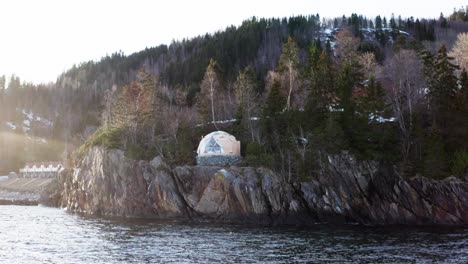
19 109 54 128
22 109 33 121
6 122 16 130
36 138 47 143
196 117 261 127
369 113 396 123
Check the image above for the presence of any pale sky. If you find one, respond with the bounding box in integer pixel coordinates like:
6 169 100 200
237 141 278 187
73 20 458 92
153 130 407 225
0 0 466 84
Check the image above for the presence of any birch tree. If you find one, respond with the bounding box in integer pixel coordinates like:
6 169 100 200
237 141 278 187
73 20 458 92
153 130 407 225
199 59 221 128
386 49 425 162
449 32 468 71
278 37 300 111
234 67 258 141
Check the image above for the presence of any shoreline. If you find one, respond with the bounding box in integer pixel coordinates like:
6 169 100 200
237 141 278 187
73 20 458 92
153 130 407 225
0 190 40 206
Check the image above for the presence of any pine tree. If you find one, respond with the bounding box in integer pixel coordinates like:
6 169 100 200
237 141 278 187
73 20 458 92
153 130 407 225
429 44 459 130
264 80 286 117
390 14 398 40
325 40 332 57
375 15 382 29
447 69 468 162
261 80 287 159
336 59 368 155
306 51 334 116
337 61 357 140
421 45 466 177
308 41 321 75
359 75 385 116
234 67 258 142
8 75 21 109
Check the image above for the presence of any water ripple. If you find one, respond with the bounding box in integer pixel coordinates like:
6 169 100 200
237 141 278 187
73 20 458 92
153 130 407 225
0 206 467 263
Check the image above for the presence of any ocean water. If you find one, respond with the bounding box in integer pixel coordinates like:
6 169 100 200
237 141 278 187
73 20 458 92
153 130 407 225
0 205 466 263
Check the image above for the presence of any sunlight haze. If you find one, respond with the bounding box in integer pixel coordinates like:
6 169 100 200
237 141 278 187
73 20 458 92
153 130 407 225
0 0 465 84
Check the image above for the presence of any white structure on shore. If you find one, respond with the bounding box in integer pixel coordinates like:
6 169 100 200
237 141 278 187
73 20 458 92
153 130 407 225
19 162 63 178
196 131 241 166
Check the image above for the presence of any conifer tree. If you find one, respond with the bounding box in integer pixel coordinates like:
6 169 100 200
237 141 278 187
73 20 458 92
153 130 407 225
325 40 332 57
359 75 385 116
389 14 398 40
446 69 468 161
264 80 286 117
261 80 287 161
460 69 468 96
337 61 356 137
234 67 258 141
336 58 367 154
307 50 334 116
428 44 459 130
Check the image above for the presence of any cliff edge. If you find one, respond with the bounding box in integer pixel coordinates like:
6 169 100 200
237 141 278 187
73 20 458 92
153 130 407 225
42 146 468 225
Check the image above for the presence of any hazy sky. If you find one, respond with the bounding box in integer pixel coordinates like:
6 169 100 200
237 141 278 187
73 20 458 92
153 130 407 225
0 0 466 84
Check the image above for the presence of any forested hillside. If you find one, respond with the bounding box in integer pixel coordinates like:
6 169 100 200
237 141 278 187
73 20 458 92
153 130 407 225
1 8 467 178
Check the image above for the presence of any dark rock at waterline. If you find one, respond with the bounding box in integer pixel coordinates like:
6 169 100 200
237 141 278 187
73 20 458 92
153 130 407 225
0 199 38 206
39 178 63 207
52 146 468 225
0 191 39 206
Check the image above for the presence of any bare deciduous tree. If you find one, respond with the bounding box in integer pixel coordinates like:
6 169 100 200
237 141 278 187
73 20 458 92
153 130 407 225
278 37 300 111
386 49 426 162
449 32 468 71
359 52 378 79
234 67 259 142
335 28 360 62
199 59 222 128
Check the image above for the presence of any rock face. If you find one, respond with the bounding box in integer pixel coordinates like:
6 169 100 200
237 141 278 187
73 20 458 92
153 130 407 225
56 146 468 225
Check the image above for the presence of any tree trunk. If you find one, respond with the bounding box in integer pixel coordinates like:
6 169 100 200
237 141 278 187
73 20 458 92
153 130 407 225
286 61 293 110
209 76 218 130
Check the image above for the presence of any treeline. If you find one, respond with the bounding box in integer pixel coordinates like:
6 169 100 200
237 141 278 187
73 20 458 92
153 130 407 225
0 75 62 173
449 6 468 21
82 29 467 181
0 12 467 177
49 12 468 145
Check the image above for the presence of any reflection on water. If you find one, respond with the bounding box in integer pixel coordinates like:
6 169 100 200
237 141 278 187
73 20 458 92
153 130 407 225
0 206 467 263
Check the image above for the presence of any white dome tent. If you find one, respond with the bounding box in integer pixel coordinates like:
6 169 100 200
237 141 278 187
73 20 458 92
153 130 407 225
196 131 241 166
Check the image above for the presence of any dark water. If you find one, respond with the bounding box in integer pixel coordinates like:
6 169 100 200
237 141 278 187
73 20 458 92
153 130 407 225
0 206 467 263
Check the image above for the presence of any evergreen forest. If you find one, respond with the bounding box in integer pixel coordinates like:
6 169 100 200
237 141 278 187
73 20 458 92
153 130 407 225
1 9 468 181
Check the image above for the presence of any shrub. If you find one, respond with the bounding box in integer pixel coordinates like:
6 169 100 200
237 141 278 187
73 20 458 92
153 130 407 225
245 142 273 168
74 127 123 161
451 150 468 177
126 144 145 160
246 142 262 156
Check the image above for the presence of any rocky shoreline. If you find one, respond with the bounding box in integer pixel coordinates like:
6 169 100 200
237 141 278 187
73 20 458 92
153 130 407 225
0 190 39 206
42 146 468 226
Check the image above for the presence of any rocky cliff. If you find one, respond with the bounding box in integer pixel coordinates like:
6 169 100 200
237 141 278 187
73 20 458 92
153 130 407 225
44 146 468 225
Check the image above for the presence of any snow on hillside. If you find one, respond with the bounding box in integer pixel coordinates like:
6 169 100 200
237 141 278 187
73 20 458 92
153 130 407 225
2 109 53 144
318 27 411 45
